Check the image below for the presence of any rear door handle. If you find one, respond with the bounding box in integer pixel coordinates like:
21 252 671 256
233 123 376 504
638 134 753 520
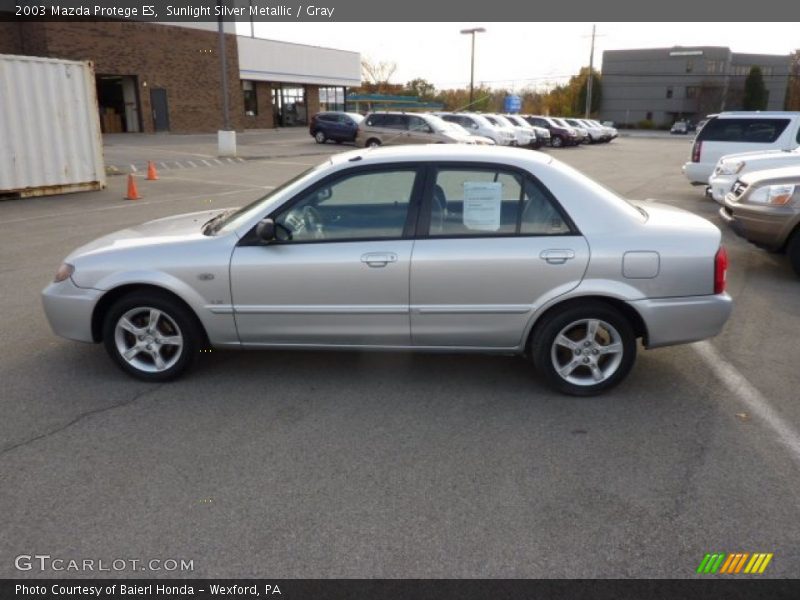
540 249 575 264
361 252 398 267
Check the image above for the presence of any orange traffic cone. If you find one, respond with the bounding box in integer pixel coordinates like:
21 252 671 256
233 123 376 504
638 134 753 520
146 161 159 181
125 174 141 200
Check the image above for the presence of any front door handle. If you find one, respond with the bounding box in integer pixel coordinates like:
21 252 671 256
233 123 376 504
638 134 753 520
540 249 575 265
361 252 398 267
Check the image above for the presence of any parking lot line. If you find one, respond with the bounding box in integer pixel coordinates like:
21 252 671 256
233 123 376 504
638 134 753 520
693 340 800 467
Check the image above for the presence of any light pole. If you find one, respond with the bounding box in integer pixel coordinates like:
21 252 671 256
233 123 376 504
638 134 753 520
460 27 486 108
584 24 596 118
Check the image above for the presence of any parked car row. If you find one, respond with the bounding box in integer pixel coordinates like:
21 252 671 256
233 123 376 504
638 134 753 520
681 111 800 276
309 110 618 150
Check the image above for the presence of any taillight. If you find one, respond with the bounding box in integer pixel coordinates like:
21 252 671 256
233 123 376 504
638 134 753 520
692 139 702 163
714 245 728 294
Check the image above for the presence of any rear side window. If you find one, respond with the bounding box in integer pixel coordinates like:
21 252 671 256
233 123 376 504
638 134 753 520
427 167 572 237
365 114 385 127
697 118 790 143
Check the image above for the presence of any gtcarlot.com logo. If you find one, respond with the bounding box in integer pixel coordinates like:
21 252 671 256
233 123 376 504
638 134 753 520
14 554 194 572
696 552 773 574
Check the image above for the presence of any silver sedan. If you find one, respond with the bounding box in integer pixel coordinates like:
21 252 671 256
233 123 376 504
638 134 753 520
42 145 732 395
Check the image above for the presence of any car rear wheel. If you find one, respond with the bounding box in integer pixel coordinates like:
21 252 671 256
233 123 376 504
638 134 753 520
314 130 327 144
551 135 564 148
102 291 201 382
366 138 381 148
531 301 636 396
787 230 800 277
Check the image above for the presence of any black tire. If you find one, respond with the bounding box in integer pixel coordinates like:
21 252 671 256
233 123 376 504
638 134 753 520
314 130 327 144
102 291 202 382
531 300 637 396
551 135 564 148
787 229 800 277
365 138 381 148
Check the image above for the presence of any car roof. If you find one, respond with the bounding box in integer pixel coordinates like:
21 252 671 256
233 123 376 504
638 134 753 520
717 111 800 118
328 144 554 167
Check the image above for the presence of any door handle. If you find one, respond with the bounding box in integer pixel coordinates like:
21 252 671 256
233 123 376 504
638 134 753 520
540 249 575 264
361 252 398 267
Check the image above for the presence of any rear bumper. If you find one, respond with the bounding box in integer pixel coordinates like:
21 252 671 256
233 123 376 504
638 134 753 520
41 278 102 343
630 293 732 349
683 162 713 185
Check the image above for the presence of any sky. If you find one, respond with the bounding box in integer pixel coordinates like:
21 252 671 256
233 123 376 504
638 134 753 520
235 22 799 91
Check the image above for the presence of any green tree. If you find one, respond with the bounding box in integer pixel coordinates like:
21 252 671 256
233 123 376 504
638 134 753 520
404 78 436 100
575 69 602 115
743 66 768 110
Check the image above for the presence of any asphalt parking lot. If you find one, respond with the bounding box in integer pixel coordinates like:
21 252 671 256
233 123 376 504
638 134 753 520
2 132 799 578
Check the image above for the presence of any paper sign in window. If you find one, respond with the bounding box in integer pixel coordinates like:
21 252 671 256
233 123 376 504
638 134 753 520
463 182 502 231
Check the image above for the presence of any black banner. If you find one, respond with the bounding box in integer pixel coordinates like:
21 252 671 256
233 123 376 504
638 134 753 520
1 0 799 22
4 580 800 600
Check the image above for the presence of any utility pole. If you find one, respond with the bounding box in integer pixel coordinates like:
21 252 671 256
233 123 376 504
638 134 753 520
216 0 236 156
585 24 596 118
460 27 486 108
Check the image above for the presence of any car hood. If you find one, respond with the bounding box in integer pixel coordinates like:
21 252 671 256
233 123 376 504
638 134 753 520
66 209 228 261
739 165 800 186
719 148 799 163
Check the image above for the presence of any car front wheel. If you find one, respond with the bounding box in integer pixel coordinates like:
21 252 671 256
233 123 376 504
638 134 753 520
102 291 201 382
314 130 327 144
531 301 636 396
551 135 564 148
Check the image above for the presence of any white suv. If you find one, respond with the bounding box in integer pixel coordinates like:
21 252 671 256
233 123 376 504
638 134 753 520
437 113 515 146
683 111 800 185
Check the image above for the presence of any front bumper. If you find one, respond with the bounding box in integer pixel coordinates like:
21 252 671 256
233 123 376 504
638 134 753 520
719 197 796 250
42 277 103 343
630 293 732 349
708 174 736 203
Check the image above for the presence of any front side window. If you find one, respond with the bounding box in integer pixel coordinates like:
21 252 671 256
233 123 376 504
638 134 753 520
274 169 418 242
426 167 571 237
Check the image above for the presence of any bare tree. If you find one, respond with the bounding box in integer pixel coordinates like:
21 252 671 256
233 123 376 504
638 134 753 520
360 58 397 93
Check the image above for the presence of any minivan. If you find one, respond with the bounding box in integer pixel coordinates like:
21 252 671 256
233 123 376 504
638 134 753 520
682 111 800 185
356 112 476 148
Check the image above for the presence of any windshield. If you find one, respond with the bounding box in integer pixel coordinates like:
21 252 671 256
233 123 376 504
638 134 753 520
440 121 469 135
424 114 453 133
204 164 326 235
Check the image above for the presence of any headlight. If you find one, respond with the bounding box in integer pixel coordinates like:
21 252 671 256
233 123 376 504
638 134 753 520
54 263 75 283
717 161 745 176
747 184 796 206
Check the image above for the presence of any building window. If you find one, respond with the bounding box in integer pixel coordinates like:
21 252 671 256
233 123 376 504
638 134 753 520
686 86 699 99
666 87 673 99
706 59 727 75
243 81 258 116
319 86 346 112
686 59 694 73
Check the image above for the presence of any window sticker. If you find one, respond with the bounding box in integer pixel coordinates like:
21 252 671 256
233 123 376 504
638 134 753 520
463 182 502 231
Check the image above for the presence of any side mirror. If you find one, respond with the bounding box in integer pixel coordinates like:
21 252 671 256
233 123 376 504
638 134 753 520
256 218 275 242
317 187 332 201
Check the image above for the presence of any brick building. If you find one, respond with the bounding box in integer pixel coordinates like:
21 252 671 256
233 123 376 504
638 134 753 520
0 21 361 134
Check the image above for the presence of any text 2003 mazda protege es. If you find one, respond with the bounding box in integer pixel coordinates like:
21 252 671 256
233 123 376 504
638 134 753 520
42 146 732 395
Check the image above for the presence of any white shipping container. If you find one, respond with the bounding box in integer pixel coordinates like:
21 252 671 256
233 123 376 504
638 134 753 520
0 53 105 197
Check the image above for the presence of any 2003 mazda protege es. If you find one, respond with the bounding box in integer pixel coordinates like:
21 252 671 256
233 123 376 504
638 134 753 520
42 146 732 395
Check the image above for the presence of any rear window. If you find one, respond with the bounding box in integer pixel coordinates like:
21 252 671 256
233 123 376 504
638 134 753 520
697 118 790 143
